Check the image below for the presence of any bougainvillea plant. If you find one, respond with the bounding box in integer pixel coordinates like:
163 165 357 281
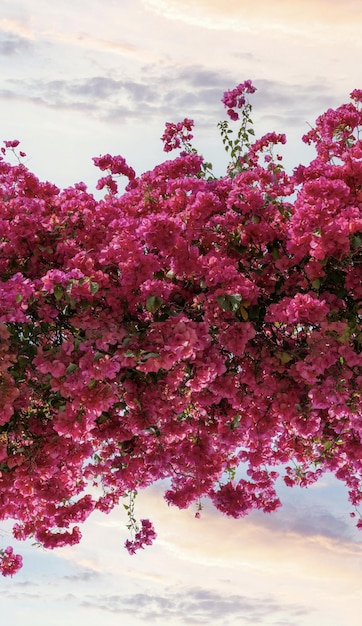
0 81 361 575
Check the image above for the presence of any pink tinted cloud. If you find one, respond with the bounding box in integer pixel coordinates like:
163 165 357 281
143 0 362 27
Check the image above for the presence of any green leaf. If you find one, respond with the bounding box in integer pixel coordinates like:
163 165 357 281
146 295 163 313
230 414 241 430
239 305 248 321
140 352 158 362
74 338 82 351
217 294 242 313
228 241 247 255
97 413 109 424
90 281 99 295
54 284 63 301
351 234 362 249
227 294 243 313
124 349 136 358
277 352 292 364
66 363 78 375
216 295 229 311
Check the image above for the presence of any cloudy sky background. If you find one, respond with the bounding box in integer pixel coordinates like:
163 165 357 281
1 1 362 624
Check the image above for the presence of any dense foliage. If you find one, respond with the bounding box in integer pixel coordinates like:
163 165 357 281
0 82 361 575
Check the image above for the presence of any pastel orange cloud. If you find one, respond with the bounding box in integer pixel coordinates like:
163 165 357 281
56 486 362 625
0 18 35 39
63 484 362 586
142 0 362 29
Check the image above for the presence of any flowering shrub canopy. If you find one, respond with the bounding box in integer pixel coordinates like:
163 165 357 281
0 83 361 575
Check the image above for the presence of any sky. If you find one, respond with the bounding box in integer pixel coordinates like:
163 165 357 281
0 0 362 624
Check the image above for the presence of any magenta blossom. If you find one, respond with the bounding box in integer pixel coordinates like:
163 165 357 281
222 80 256 120
125 519 157 554
0 547 23 577
161 118 194 152
0 82 361 577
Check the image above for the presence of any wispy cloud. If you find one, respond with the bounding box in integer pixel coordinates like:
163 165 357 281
80 585 311 624
0 31 33 55
0 69 226 125
62 568 102 583
0 18 35 40
142 0 362 32
0 67 342 131
246 497 359 545
0 7 157 63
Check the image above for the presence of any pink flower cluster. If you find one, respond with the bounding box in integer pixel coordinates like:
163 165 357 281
124 519 157 554
0 547 23 577
161 118 194 152
0 81 361 574
221 80 256 120
92 153 136 194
